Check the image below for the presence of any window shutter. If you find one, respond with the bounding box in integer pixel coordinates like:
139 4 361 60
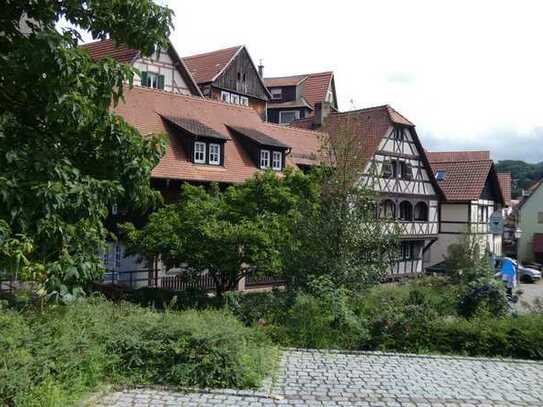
158 75 165 90
140 71 148 87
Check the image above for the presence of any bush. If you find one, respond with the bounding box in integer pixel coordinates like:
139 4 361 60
456 278 509 318
0 297 275 406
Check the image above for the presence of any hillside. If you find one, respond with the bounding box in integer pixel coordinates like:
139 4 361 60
495 160 543 198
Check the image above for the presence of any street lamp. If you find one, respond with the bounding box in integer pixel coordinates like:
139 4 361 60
515 227 522 286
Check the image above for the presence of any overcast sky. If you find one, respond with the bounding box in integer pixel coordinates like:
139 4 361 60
82 1 543 162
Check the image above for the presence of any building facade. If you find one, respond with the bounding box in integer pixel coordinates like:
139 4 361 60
264 71 337 125
291 104 441 276
516 181 543 264
426 152 505 266
182 46 270 119
81 39 202 96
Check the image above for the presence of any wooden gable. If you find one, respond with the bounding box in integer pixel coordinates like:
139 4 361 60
213 47 270 101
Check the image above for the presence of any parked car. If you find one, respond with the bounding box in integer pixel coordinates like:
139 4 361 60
494 257 542 283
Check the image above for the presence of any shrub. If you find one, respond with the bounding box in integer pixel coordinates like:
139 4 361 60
456 278 509 318
0 297 275 406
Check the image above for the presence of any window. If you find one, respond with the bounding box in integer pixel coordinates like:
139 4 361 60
279 110 300 124
240 96 249 106
382 160 398 178
237 72 241 81
399 201 413 221
270 88 282 100
272 151 282 171
400 161 412 180
260 150 270 169
414 202 429 221
479 205 489 223
435 170 446 182
379 200 396 219
221 91 231 103
400 242 413 261
243 73 246 82
194 141 206 164
230 94 240 104
539 212 543 224
141 72 164 90
209 143 221 165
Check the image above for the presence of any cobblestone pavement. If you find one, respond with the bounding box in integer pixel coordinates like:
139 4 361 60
95 349 543 406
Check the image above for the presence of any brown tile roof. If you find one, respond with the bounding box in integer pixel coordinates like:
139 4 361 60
113 86 322 183
182 45 242 84
301 72 334 108
265 71 335 109
497 172 512 206
426 151 490 162
264 74 308 87
428 158 494 202
80 39 140 63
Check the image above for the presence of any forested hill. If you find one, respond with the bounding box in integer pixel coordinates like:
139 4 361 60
495 160 543 198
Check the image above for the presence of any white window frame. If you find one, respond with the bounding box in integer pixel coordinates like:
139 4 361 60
272 151 282 171
194 141 206 164
230 93 240 104
270 88 282 100
221 91 231 103
279 110 300 124
145 72 160 89
260 149 270 169
240 96 249 106
209 143 221 165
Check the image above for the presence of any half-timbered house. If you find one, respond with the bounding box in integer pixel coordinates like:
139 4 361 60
81 39 202 96
182 46 271 119
264 71 338 125
292 104 442 276
426 151 505 266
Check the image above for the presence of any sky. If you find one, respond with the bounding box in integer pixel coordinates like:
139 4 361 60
84 0 543 163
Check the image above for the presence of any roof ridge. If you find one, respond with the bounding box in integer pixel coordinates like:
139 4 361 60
131 85 260 111
331 104 390 116
263 120 323 137
182 45 243 60
430 159 494 164
385 105 413 125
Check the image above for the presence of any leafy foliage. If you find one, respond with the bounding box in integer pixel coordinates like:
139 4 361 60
0 1 170 299
0 298 275 406
123 171 311 296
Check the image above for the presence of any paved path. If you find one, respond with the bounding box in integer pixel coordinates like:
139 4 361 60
95 349 543 406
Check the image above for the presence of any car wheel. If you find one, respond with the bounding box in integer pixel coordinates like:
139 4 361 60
521 275 534 283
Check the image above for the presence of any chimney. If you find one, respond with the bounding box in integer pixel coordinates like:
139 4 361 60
313 101 331 128
258 59 264 78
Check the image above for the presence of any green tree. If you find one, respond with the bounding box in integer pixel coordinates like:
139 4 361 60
123 171 311 297
0 1 171 300
284 115 400 291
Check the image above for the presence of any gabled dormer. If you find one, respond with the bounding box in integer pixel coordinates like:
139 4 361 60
183 46 271 119
161 115 229 167
264 71 338 125
80 39 202 97
227 126 290 171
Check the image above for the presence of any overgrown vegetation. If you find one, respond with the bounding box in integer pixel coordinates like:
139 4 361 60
0 297 275 407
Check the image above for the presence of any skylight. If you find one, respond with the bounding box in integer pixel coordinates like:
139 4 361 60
435 170 446 182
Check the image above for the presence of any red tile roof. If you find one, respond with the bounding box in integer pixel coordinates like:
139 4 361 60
265 71 335 109
80 39 140 63
113 86 323 183
426 151 490 162
264 75 308 87
497 172 512 206
182 46 242 84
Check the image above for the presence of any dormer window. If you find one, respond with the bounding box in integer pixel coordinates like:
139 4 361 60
435 170 446 182
194 142 206 164
279 110 300 124
270 88 282 100
209 143 221 165
260 150 270 169
272 151 282 171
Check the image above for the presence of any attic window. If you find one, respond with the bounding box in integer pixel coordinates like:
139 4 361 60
270 88 282 100
435 170 446 182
